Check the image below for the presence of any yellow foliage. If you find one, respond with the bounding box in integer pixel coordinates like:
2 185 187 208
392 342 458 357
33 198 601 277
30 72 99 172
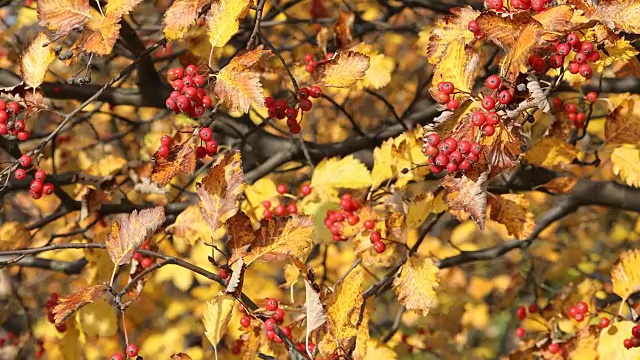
393 254 439 316
311 155 372 190
611 145 640 187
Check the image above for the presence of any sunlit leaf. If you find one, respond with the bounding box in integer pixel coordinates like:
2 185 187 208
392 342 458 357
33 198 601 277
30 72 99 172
488 193 535 240
20 33 55 89
594 0 640 34
393 254 439 316
203 293 235 360
105 206 166 266
312 51 370 88
611 249 640 302
311 155 372 190
524 138 579 169
37 0 94 34
240 215 314 265
605 93 640 144
440 171 489 230
151 139 197 186
163 0 208 40
52 285 108 326
598 321 640 359
206 0 250 48
611 146 640 187
214 47 271 113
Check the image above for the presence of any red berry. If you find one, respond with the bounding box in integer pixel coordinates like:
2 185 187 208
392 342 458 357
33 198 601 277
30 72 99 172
446 99 459 110
219 268 229 279
585 91 598 103
13 120 25 132
16 131 30 141
564 103 577 113
285 107 298 119
531 57 547 73
174 67 185 79
552 97 563 108
309 86 322 98
632 325 640 338
0 111 6 123
579 64 592 78
475 30 485 40
373 241 386 253
263 209 273 219
266 330 276 341
574 52 587 65
423 144 439 157
111 354 124 360
485 75 501 89
277 183 288 194
580 41 595 55
287 203 298 214
482 96 496 110
160 135 172 146
484 111 499 126
193 75 205 87
549 54 563 69
172 79 184 91
587 51 600 62
468 20 479 33
425 132 440 146
430 165 443 173
240 315 251 328
300 184 312 196
456 140 470 154
556 43 571 57
304 54 314 62
624 338 633 349
598 317 610 329
176 95 191 110
30 190 42 199
274 204 286 216
289 123 301 134
298 87 310 99
141 257 153 268
265 318 276 331
528 304 538 314
448 150 463 165
488 0 503 10
195 146 207 159
567 306 578 317
14 168 26 180
438 141 453 155
199 127 213 141
185 64 198 75
515 327 525 338
433 92 450 104
299 98 313 111
265 298 279 311
567 32 580 47
347 215 359 226
7 102 20 114
446 162 458 173
30 180 43 193
125 343 138 357
43 183 55 196
370 231 381 243
548 343 560 354
568 61 580 74
183 86 198 99
157 145 170 158
265 96 276 107
438 82 455 95
482 124 495 136
364 220 375 230
305 63 315 73
458 159 470 170
497 90 512 104
18 154 32 167
531 0 545 11
471 111 486 126
574 313 585 322
34 169 46 181
273 308 285 322
281 325 292 338
516 306 526 321
435 154 449 167
576 112 586 122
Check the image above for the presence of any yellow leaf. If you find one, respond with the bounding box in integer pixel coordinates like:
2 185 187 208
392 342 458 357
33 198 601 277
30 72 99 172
203 293 235 360
524 138 579 169
104 0 142 18
537 176 578 194
214 48 271 113
594 0 640 34
311 155 372 190
239 215 314 265
52 285 109 326
611 249 640 302
353 44 394 90
440 172 489 230
371 138 394 189
20 33 55 89
432 43 479 94
405 192 436 229
564 325 598 360
393 254 439 316
105 206 166 266
427 6 479 64
163 0 206 39
79 298 117 337
312 51 370 88
242 177 279 219
37 0 93 34
598 321 640 359
362 339 397 360
611 146 640 187
488 194 535 240
320 268 364 353
605 93 640 144
0 222 30 251
166 204 215 245
85 154 127 176
595 38 639 72
206 0 250 48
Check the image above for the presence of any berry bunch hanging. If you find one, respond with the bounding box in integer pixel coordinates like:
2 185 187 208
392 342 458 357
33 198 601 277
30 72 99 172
551 91 598 129
132 240 155 269
165 65 214 118
623 324 640 349
303 52 333 73
422 131 482 174
528 33 600 78
265 85 322 134
45 293 66 332
14 155 55 199
0 100 30 141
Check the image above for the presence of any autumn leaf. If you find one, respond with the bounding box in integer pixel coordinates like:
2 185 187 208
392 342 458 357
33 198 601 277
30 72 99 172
312 51 370 88
214 47 271 113
240 215 314 265
405 192 436 229
20 33 55 89
595 38 639 72
524 138 579 169
353 43 394 90
611 146 640 187
393 254 439 316
611 249 640 303
170 353 193 360
206 0 250 48
334 10 355 49
225 258 245 295
440 171 489 230
226 210 255 261
598 321 640 359
594 0 640 34
488 193 535 240
563 325 599 360
305 279 326 356
151 139 197 186
165 204 214 245
105 206 166 266
537 176 578 194
432 45 479 95
360 340 397 360
371 139 394 189
605 93 640 144
197 150 246 241
37 0 94 34
203 293 235 360
163 0 209 40
52 285 108 326
0 222 30 251
80 0 143 55
427 6 479 63
311 155 372 190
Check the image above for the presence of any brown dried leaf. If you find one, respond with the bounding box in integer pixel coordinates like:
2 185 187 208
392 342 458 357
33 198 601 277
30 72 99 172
240 215 314 265
171 353 193 360
151 139 197 186
605 93 640 144
226 211 255 261
537 176 578 194
52 285 108 326
225 258 245 296
37 0 93 34
21 33 55 89
106 206 166 266
312 51 370 88
440 171 489 230
197 150 246 240
334 10 355 49
214 47 272 113
594 0 640 34
484 123 524 178
488 193 535 240
476 12 535 50
163 0 209 40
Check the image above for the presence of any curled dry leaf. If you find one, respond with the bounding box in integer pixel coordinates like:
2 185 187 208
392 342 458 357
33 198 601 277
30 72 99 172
524 138 579 169
21 33 56 89
312 51 370 88
334 10 355 49
163 0 208 40
206 0 251 48
488 193 535 240
440 171 489 230
225 258 245 295
214 47 271 113
37 0 95 35
151 138 197 187
226 210 255 261
239 215 314 265
203 293 235 360
52 285 108 326
197 150 247 241
536 176 578 194
611 249 640 302
393 254 439 316
611 146 640 187
305 279 327 356
105 206 166 266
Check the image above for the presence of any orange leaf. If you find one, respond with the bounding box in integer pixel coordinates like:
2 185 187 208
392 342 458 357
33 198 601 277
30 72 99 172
104 0 143 19
151 139 197 186
476 12 535 50
81 0 142 55
483 123 524 178
226 210 255 261
605 93 640 144
440 171 489 230
105 206 166 266
214 47 271 113
197 150 247 239
536 176 578 194
594 0 640 34
334 10 355 50
312 51 370 88
163 0 209 40
52 285 108 326
532 5 576 33
427 6 479 64
488 193 535 240
20 33 56 89
239 215 314 265
37 0 94 34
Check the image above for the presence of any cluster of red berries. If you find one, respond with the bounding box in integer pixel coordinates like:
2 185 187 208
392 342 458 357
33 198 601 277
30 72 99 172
165 65 213 119
45 293 66 332
261 183 311 220
623 323 640 349
132 240 155 269
14 157 56 199
467 20 485 40
486 0 548 12
256 300 289 344
156 129 218 159
514 304 539 340
0 100 29 140
111 343 139 360
566 301 589 322
431 81 462 111
528 34 600 77
265 86 322 134
551 91 597 129
422 132 482 174
324 193 361 241
303 52 333 73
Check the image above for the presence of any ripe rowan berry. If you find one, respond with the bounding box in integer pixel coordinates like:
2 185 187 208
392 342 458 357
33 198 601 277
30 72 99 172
531 0 545 11
265 318 276 331
287 203 298 214
556 43 571 57
515 327 525 338
219 268 229 279
470 142 482 155
482 96 496 110
300 184 312 196
585 91 598 103
564 103 577 113
528 304 538 314
574 52 587 64
364 220 375 230
273 308 285 322
580 41 595 55
30 180 43 193
566 32 580 48
277 183 288 194
468 20 479 33
240 315 251 328
373 241 386 253
438 82 455 95
125 344 138 357
19 154 32 167
587 51 600 62
111 354 124 360
265 298 279 311
632 324 640 338
485 75 501 89
433 92 450 104
435 154 449 167
370 231 381 243
568 61 580 74
598 317 610 329
30 190 42 199
309 86 322 98
199 128 213 141
157 145 170 158
471 111 486 126
446 99 459 110
516 306 526 321
482 124 495 136
579 64 593 78
486 111 500 125
14 168 26 180
7 102 20 114
549 55 563 69
299 98 313 111
160 135 172 146
195 146 207 159
281 326 292 338
548 343 560 354
185 64 198 75
141 257 153 268
274 204 286 216
425 132 440 146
